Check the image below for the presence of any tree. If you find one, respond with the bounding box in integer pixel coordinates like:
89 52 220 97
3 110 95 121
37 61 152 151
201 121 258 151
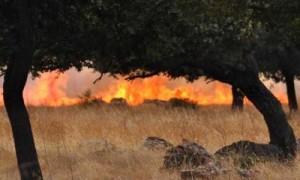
233 46 300 112
1 0 43 179
231 86 245 111
226 0 300 112
89 0 297 156
0 1 89 179
251 0 300 112
256 46 300 112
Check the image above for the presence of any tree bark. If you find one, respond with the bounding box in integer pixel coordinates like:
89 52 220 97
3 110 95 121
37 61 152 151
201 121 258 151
285 73 298 112
231 86 245 111
200 58 296 157
3 0 43 179
237 75 296 157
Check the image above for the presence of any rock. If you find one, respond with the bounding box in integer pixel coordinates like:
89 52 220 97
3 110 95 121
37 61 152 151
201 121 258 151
163 139 226 179
163 139 215 169
143 137 173 150
214 141 285 159
214 141 288 177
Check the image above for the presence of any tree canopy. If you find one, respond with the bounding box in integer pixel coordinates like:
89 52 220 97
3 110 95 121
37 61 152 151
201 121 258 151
0 0 91 74
1 0 299 82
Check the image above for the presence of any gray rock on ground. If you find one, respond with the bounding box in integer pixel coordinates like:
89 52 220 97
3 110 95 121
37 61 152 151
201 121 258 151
214 140 285 159
143 137 173 150
163 139 215 169
160 138 300 179
163 139 289 179
163 139 224 179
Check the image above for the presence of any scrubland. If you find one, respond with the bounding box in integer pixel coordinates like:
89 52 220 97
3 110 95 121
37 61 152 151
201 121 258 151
0 103 300 180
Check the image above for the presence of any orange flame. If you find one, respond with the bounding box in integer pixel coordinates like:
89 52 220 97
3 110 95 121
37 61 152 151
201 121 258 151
23 72 81 106
0 69 289 106
96 76 235 105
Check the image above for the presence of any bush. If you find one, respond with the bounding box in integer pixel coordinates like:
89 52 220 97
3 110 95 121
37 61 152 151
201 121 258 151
168 98 198 109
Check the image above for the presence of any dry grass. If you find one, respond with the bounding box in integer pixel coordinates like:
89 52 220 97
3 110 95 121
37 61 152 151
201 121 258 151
0 104 300 179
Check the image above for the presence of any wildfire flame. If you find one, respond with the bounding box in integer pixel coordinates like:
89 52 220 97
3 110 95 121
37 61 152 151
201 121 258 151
24 72 81 106
0 68 289 107
96 76 235 106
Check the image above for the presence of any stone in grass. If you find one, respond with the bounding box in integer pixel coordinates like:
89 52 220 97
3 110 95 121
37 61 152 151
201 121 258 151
164 139 214 169
143 137 173 150
163 139 225 179
214 141 285 160
215 140 286 179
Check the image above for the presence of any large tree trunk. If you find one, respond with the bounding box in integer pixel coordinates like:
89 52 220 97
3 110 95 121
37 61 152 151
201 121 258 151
3 0 43 179
284 73 298 112
237 75 296 157
231 86 245 111
201 58 297 157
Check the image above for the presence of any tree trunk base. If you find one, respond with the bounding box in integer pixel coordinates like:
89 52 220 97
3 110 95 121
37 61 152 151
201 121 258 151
20 162 43 180
284 73 298 112
231 86 245 111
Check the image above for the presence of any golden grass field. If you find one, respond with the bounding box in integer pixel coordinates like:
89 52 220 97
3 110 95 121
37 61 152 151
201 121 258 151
0 103 300 180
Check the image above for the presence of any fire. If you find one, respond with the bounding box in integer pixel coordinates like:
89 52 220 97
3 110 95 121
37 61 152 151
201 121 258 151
23 72 81 106
0 69 290 106
95 75 288 106
95 76 233 105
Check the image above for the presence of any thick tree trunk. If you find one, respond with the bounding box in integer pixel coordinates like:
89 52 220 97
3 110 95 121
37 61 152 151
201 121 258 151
3 0 43 179
200 59 297 157
231 86 245 111
4 65 43 179
285 73 298 112
237 76 296 157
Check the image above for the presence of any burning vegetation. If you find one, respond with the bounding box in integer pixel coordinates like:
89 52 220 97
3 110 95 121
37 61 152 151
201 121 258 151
0 70 289 107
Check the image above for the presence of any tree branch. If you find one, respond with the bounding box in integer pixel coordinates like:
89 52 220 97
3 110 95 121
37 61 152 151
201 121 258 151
93 72 104 84
125 71 159 80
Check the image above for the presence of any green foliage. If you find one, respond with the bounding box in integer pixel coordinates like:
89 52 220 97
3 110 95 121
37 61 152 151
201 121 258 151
0 0 299 83
86 0 261 83
0 0 90 75
251 0 300 81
